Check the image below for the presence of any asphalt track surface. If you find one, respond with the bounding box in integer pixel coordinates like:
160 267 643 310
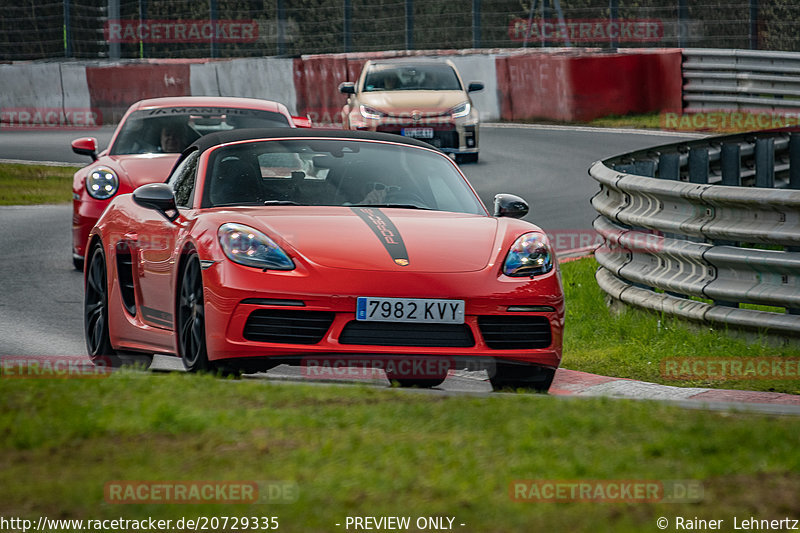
13 124 795 412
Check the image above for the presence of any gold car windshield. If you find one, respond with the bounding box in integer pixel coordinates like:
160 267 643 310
203 139 484 215
363 65 462 92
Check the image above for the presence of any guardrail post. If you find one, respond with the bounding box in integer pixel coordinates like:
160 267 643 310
790 133 800 190
658 153 680 180
790 134 800 257
689 147 709 184
721 144 742 186
755 137 775 188
714 146 740 245
613 162 636 174
634 160 655 178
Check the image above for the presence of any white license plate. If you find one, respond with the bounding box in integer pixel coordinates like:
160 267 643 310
402 127 434 139
356 297 465 324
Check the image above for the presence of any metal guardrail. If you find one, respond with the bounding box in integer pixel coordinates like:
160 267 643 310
683 49 800 112
589 129 800 337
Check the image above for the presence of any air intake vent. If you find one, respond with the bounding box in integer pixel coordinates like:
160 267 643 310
339 321 475 347
477 316 551 349
115 241 135 316
243 310 334 344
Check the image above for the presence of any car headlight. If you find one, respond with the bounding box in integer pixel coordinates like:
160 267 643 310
360 105 385 120
85 167 118 200
450 101 471 119
218 223 295 271
503 232 553 277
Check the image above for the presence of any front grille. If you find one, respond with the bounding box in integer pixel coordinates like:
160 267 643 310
478 316 552 349
339 321 475 347
243 310 334 344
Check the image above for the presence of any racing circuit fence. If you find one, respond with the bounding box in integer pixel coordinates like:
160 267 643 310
589 130 800 337
3 0 800 60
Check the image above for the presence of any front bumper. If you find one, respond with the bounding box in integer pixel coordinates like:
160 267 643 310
348 113 479 155
374 124 479 155
201 260 563 370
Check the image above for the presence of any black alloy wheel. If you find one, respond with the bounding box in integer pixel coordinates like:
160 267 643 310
177 252 212 372
84 243 153 370
84 244 114 360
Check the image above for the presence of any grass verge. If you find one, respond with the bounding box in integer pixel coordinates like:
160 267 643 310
1 372 799 532
0 163 78 205
508 112 791 135
561 257 800 394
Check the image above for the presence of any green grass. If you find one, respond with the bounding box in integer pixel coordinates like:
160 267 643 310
0 163 78 205
560 257 800 394
507 111 791 134
587 113 664 130
1 372 799 532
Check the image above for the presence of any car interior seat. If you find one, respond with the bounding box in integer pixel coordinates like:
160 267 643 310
209 156 264 206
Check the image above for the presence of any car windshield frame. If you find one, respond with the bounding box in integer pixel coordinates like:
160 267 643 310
200 138 486 215
109 107 291 156
362 64 463 92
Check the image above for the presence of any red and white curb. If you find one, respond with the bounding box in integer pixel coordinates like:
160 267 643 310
550 368 800 406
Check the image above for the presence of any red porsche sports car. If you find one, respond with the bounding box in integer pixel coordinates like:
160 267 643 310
85 129 564 391
71 96 309 270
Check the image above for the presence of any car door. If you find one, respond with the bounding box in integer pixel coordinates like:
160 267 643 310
136 150 200 330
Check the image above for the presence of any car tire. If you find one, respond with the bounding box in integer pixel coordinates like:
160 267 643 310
73 256 84 271
456 153 479 164
489 363 555 393
177 251 213 373
84 243 153 370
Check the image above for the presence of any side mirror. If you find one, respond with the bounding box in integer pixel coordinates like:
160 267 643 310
292 116 313 128
494 194 529 219
72 137 98 161
133 183 179 222
468 82 484 93
339 82 356 94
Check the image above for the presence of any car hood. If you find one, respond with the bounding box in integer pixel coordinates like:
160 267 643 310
358 90 467 113
237 207 498 272
113 154 180 188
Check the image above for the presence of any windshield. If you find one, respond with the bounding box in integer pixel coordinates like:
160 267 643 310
202 139 485 215
363 64 462 92
110 107 291 155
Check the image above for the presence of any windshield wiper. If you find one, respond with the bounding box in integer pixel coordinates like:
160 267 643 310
264 200 304 206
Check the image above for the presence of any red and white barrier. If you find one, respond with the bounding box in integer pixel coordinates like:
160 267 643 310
495 48 682 122
0 48 683 127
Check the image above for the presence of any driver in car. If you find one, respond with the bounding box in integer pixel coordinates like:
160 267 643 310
159 121 187 153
